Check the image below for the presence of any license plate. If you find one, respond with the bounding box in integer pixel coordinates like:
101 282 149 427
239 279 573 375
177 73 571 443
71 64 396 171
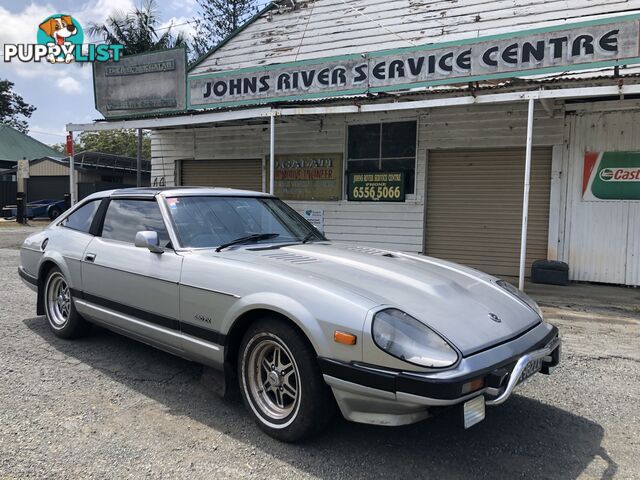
518 358 542 385
463 395 485 429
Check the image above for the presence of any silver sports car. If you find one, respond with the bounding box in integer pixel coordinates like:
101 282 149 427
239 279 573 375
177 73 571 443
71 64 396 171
19 187 561 441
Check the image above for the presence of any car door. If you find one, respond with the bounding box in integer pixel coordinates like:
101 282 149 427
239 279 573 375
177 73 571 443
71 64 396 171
32 199 103 290
78 197 184 354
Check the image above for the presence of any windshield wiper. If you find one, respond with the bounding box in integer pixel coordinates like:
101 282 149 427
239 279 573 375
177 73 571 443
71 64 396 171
301 231 317 244
216 233 280 252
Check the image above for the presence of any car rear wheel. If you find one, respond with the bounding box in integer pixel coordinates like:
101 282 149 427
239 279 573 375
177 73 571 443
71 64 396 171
44 267 90 339
238 318 336 442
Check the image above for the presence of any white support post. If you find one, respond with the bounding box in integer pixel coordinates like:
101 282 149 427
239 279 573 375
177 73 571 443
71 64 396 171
69 131 76 206
136 128 143 187
269 113 275 194
519 98 535 291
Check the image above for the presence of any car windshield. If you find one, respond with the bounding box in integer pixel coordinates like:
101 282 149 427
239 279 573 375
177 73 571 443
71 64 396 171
164 196 325 249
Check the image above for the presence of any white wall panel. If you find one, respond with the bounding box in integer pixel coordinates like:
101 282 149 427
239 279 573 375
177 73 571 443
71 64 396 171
191 0 640 75
628 207 640 286
560 109 640 285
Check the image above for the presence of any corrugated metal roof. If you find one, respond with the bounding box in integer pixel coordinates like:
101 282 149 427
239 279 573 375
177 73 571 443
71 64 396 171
2 153 151 175
190 1 640 76
0 124 61 162
91 69 640 125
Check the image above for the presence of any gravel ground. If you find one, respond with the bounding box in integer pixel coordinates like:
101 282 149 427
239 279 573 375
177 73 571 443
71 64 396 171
1 226 639 479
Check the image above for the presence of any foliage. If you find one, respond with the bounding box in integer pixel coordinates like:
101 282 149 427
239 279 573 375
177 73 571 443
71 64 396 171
0 79 36 134
87 0 189 56
192 0 258 59
52 130 151 160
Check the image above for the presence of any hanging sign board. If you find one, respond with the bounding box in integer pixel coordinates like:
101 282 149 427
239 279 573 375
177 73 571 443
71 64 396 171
271 153 343 201
189 16 640 109
583 151 640 201
348 172 405 202
302 209 324 231
94 47 187 118
17 159 29 180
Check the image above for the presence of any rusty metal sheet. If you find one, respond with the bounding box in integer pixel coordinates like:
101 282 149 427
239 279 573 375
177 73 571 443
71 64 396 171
94 48 187 118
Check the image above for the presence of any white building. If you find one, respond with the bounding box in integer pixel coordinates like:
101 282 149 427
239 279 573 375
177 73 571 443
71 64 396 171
75 0 640 286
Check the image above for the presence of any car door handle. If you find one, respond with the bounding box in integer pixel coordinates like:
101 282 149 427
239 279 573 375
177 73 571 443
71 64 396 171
85 253 96 262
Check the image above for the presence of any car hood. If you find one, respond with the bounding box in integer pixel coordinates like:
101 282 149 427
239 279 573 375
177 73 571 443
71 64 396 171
217 242 541 356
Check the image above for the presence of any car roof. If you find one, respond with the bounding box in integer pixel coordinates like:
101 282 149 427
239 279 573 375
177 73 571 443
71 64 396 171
107 186 274 199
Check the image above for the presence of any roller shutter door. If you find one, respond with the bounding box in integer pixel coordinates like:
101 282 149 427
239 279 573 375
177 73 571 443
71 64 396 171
425 148 552 278
181 159 263 191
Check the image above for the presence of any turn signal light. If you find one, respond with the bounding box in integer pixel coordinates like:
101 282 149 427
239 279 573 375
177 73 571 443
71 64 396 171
334 331 357 345
462 377 485 394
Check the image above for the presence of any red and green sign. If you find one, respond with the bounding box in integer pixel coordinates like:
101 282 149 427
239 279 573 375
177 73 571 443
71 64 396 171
583 151 640 201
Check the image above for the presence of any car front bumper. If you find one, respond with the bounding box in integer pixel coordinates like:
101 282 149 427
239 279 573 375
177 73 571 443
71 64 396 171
319 322 561 426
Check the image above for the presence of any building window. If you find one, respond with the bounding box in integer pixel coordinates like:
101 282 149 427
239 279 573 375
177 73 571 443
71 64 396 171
347 121 417 195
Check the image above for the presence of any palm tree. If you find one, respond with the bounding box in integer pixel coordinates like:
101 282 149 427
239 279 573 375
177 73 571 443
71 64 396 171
88 0 189 56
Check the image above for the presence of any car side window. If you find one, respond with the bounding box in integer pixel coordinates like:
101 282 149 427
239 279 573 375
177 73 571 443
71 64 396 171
101 199 171 247
59 200 101 233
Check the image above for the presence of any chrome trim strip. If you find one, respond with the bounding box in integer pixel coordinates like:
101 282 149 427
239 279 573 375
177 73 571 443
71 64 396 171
75 300 184 340
83 261 179 285
21 246 42 253
180 283 241 298
485 335 561 406
181 333 222 353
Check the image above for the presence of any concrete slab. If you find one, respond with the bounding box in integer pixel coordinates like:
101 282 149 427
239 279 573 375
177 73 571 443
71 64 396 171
526 281 640 315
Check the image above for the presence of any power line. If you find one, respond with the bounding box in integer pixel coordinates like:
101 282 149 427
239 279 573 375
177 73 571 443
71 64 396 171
29 129 66 138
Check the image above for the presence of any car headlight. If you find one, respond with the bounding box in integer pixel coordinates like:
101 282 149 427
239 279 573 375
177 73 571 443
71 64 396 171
496 280 543 318
372 309 458 368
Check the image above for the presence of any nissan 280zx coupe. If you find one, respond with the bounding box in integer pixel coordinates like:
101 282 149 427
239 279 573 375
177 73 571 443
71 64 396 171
19 187 561 442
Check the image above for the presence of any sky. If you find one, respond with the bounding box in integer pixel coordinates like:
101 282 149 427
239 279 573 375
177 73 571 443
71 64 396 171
0 0 199 146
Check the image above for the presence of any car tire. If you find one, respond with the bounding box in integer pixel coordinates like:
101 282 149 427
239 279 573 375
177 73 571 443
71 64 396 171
43 267 90 339
238 318 336 442
48 206 62 220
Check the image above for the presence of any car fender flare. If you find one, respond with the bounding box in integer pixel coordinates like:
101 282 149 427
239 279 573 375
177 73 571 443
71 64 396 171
36 252 75 315
223 292 330 355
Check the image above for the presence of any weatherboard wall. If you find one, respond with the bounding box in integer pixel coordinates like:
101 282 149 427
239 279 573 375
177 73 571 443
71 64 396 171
559 108 640 286
151 102 563 253
190 0 640 76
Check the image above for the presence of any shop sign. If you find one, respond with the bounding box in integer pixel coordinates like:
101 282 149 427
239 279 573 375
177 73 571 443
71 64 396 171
583 151 640 201
348 172 405 202
94 47 187 118
272 153 343 201
189 15 640 109
302 209 324 232
17 159 30 180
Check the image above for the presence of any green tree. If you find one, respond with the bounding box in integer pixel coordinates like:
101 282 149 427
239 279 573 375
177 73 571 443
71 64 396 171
192 0 258 59
88 0 189 56
52 130 151 160
0 79 36 133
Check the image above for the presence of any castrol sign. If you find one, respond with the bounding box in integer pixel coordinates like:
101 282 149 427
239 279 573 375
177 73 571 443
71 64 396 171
583 152 640 201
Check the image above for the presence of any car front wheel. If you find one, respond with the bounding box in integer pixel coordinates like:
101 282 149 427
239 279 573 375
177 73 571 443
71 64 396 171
238 318 335 442
44 267 90 338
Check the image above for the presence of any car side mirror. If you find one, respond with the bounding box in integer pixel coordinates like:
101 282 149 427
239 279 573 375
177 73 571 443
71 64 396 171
135 231 163 254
